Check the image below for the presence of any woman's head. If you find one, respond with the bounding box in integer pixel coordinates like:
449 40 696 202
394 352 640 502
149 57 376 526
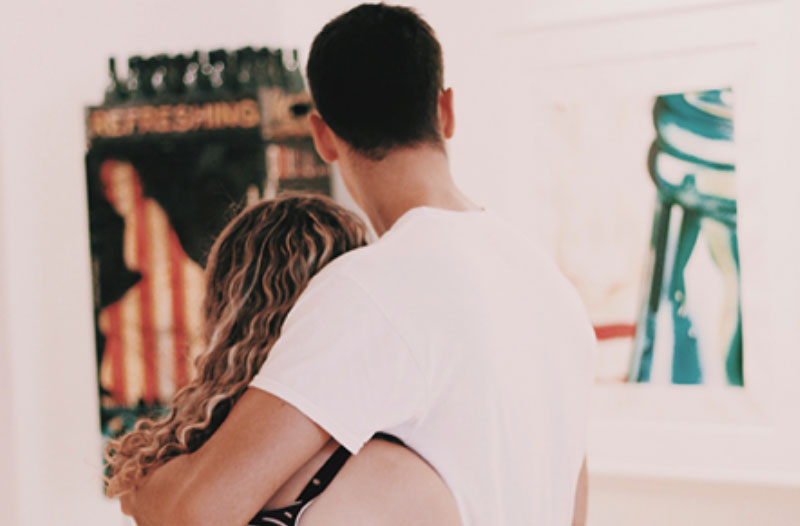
197 191 368 387
104 191 367 496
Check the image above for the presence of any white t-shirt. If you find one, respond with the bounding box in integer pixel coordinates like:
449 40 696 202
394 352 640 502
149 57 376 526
250 206 596 526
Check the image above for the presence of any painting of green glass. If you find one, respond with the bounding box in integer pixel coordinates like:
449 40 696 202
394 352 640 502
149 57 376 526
630 89 742 386
541 87 743 387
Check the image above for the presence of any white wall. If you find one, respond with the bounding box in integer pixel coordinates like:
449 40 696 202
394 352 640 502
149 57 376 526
0 88 19 526
1 1 798 526
589 474 800 526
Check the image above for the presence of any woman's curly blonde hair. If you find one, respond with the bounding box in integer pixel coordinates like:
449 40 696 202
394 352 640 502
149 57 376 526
103 191 368 497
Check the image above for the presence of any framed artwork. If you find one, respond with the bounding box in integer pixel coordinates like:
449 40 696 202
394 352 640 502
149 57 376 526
86 100 266 441
85 48 333 459
502 0 800 483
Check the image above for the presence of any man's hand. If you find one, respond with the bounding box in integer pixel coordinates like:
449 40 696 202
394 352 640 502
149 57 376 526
121 388 330 526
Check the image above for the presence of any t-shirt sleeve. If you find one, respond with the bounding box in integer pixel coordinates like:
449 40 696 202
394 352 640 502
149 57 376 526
249 269 428 454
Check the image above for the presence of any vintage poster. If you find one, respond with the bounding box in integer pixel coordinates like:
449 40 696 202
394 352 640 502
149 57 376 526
86 49 332 444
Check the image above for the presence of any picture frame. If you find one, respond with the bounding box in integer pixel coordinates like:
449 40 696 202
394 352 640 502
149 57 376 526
500 0 800 484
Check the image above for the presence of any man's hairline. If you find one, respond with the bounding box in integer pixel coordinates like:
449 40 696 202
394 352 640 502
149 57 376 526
310 106 447 162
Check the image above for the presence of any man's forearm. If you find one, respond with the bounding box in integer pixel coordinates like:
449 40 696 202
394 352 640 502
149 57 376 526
117 389 330 526
123 454 197 526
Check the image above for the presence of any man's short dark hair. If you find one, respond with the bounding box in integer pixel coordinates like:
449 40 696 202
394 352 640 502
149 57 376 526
307 3 444 160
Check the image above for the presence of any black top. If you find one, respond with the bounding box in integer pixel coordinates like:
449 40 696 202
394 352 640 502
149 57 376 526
248 433 405 526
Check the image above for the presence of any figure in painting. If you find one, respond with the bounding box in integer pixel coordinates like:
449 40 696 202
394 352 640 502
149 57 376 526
97 159 205 433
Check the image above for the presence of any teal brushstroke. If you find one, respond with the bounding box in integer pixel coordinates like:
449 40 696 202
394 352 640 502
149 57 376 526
696 90 725 105
669 204 703 384
725 227 744 386
649 147 737 227
726 310 744 386
628 192 671 383
653 136 734 172
654 91 734 142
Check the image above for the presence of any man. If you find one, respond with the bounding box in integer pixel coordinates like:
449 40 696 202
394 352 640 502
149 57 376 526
121 4 594 525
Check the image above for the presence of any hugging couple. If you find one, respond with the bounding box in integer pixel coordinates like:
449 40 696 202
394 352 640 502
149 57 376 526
105 4 595 525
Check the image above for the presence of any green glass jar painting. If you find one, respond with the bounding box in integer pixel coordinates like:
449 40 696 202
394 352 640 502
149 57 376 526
629 88 743 386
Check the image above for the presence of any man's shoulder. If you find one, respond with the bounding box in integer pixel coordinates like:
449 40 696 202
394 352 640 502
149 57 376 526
312 222 420 282
295 224 437 320
296 242 390 311
313 240 384 282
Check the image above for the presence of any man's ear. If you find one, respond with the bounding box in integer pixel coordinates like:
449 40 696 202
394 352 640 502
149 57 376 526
308 112 339 163
439 88 455 140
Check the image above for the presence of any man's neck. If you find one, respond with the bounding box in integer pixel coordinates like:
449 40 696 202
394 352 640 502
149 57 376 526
341 145 481 235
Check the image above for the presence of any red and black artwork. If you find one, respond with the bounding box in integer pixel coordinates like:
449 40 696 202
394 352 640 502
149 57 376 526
85 48 332 443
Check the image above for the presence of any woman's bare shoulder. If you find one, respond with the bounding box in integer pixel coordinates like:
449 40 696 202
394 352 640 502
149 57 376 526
299 439 461 526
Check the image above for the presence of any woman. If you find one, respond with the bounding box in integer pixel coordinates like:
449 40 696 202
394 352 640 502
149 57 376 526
104 192 460 525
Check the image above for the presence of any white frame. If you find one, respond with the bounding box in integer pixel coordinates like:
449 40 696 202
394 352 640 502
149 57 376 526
502 0 800 484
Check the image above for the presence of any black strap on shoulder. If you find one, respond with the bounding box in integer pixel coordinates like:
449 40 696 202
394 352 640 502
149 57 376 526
292 433 405 503
249 433 410 526
294 445 352 503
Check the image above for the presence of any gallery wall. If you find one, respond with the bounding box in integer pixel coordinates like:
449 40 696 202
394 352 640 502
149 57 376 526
0 1 798 525
0 102 18 526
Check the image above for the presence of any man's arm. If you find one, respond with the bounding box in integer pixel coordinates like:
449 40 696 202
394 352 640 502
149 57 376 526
122 388 330 526
572 456 588 526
